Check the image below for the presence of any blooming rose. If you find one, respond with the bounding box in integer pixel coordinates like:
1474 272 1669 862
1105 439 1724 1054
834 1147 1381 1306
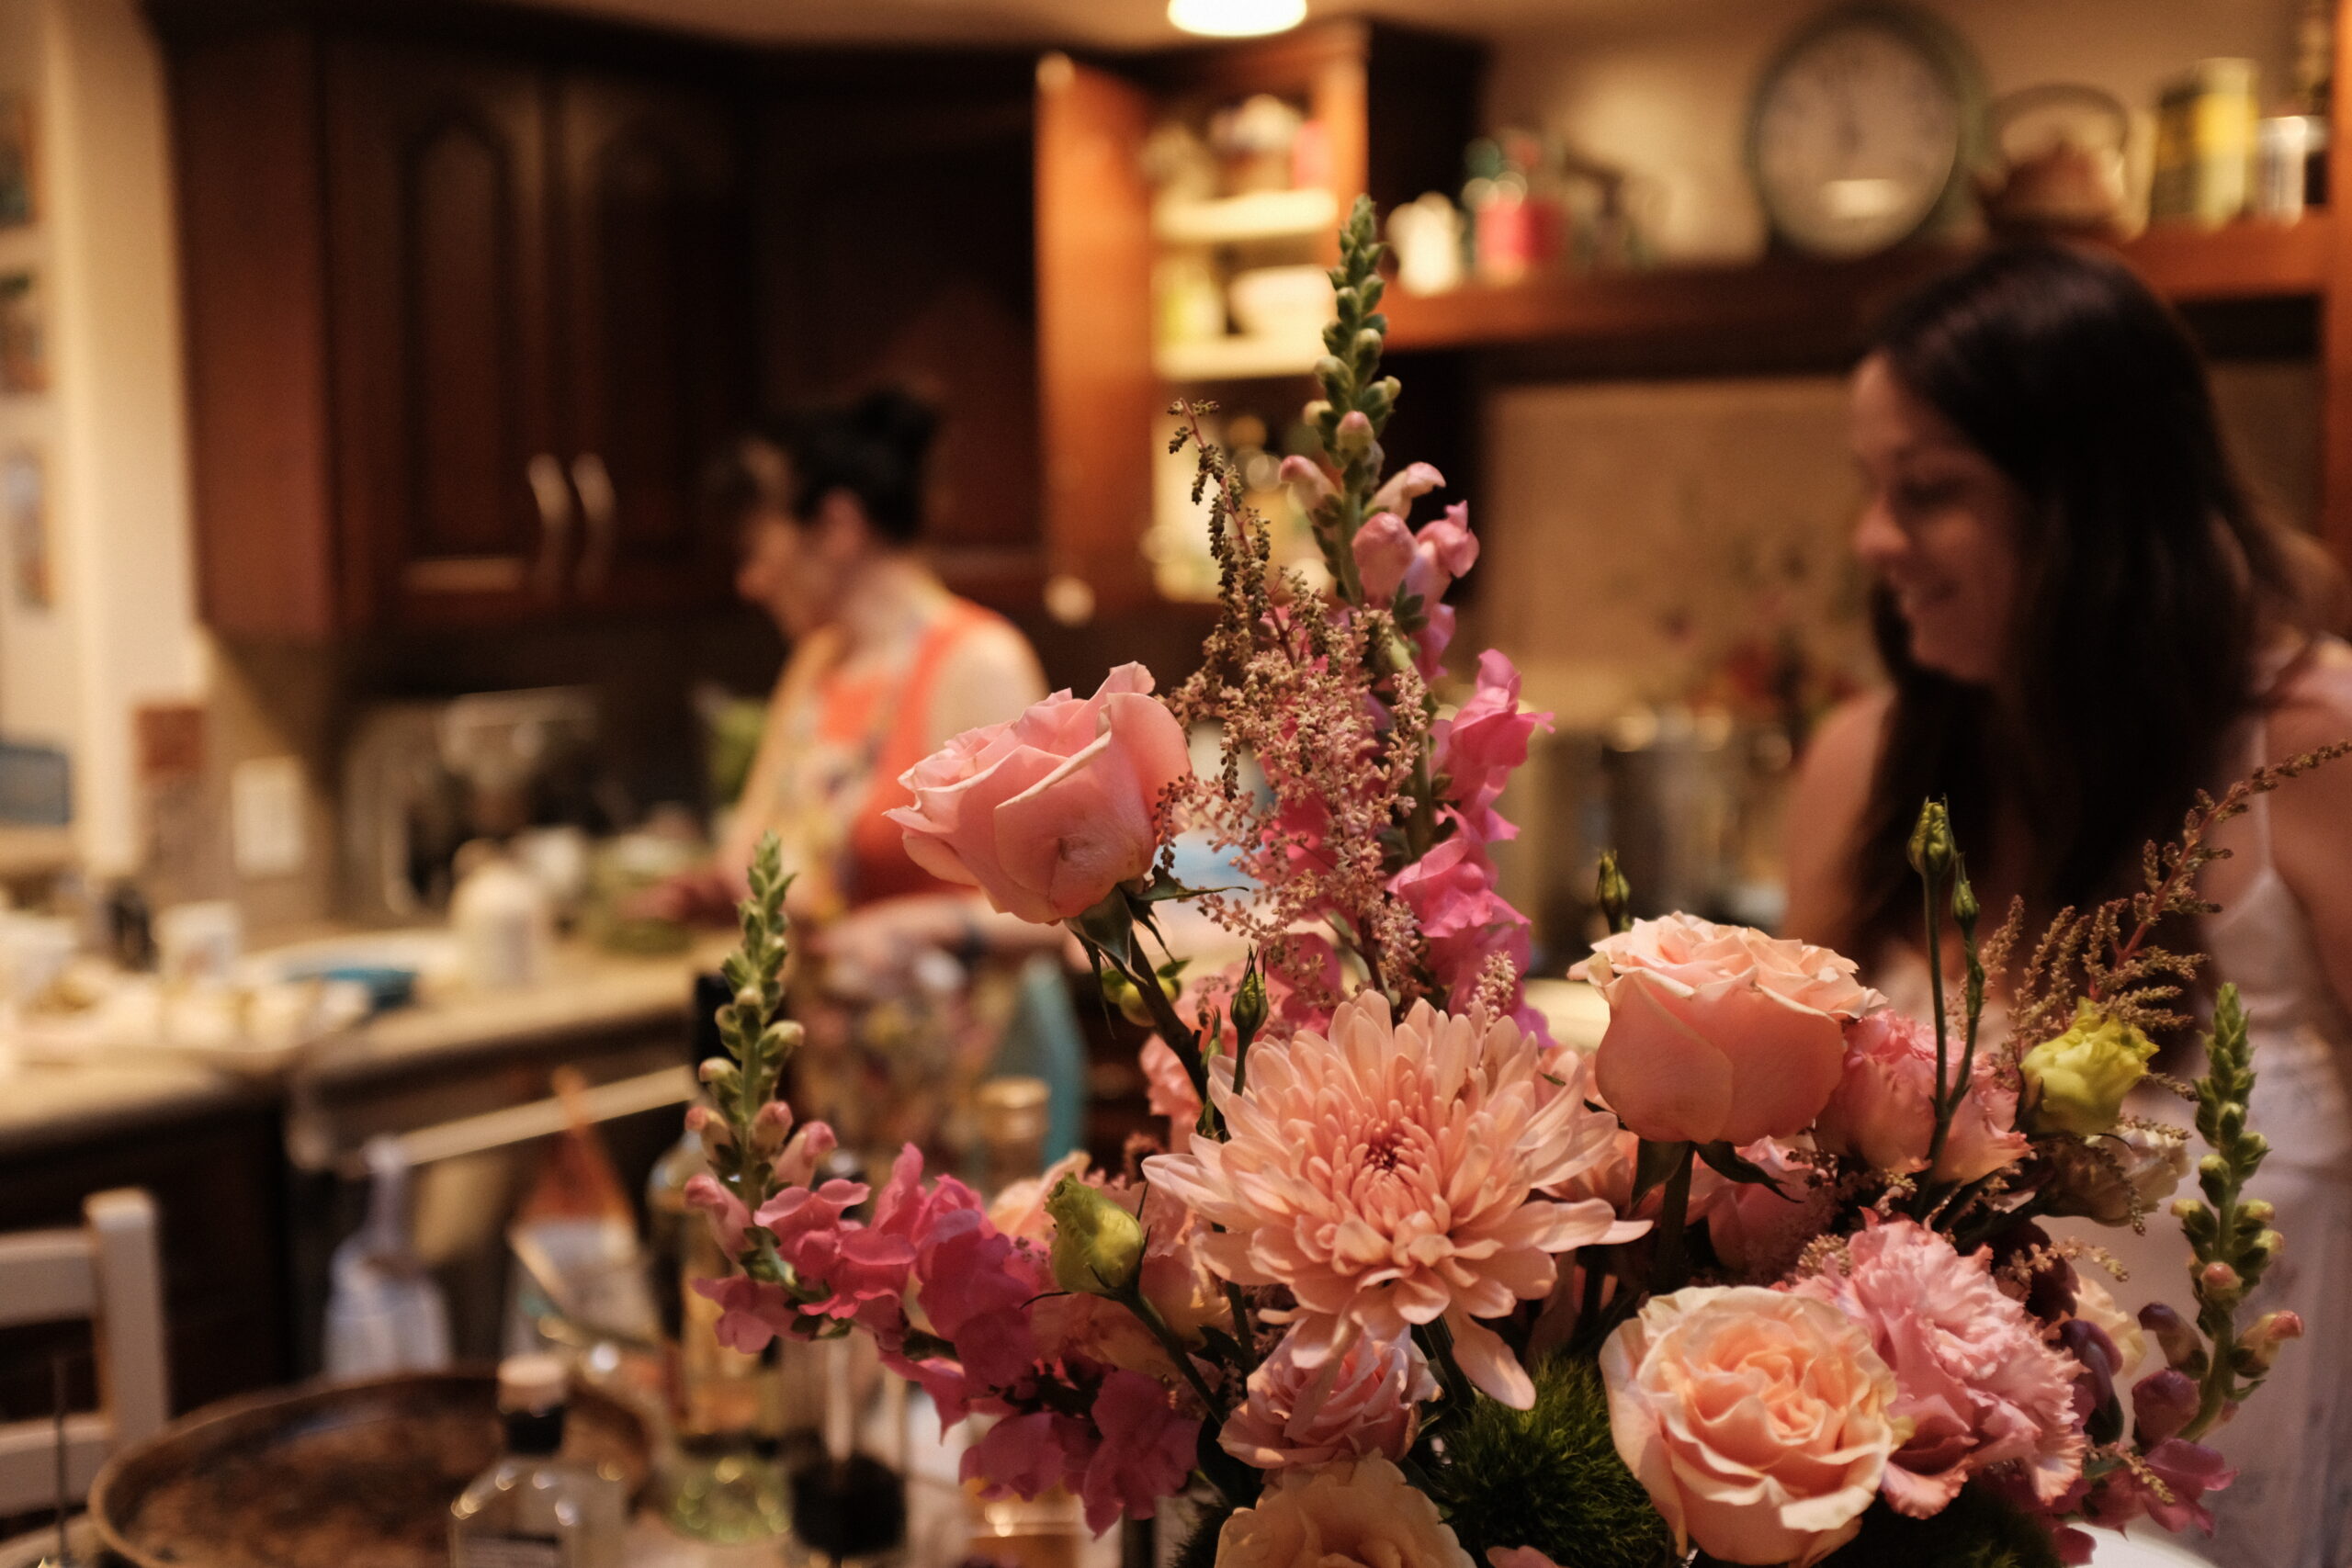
1601 1285 1899 1566
1216 1457 1475 1568
1148 993 1636 1408
1572 916 1884 1146
888 663 1191 923
1815 1010 2029 1183
1789 1219 2085 1517
2019 1001 2157 1136
1221 1325 1437 1469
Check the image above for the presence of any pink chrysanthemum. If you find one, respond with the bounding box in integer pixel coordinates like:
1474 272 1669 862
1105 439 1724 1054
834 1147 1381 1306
1788 1218 2086 1517
1145 992 1639 1408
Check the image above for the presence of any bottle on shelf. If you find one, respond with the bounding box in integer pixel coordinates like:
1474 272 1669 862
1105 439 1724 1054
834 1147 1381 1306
646 971 791 1541
449 1354 627 1568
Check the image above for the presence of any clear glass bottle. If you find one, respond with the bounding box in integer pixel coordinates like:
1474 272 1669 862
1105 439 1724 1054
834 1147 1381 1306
449 1355 626 1568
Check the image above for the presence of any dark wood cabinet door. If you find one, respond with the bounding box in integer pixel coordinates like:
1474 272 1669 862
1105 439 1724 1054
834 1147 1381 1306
324 40 563 628
555 73 748 613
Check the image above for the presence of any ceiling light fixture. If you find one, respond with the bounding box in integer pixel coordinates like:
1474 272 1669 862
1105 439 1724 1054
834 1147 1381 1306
1167 0 1306 39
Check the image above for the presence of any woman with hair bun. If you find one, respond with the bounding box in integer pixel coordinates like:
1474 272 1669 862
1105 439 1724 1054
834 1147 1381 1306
1784 243 2352 1567
662 388 1057 982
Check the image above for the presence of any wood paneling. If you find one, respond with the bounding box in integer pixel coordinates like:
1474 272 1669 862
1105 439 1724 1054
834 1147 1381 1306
1035 56 1158 614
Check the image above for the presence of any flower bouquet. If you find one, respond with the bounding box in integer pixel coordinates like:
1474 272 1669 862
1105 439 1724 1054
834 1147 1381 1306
684 204 2343 1568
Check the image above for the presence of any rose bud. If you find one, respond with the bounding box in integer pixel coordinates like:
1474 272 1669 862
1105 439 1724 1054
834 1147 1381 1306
2132 1368 2200 1444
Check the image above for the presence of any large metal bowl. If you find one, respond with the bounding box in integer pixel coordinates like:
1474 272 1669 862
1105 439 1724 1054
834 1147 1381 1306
87 1369 651 1568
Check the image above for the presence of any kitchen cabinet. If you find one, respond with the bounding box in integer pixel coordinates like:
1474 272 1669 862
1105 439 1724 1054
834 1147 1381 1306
162 10 751 638
1033 22 1487 615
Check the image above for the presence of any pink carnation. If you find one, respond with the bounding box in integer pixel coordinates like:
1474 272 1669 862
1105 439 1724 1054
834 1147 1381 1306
1434 651 1551 845
1221 1325 1437 1469
1788 1218 2086 1517
1815 1011 2029 1183
1147 992 1638 1409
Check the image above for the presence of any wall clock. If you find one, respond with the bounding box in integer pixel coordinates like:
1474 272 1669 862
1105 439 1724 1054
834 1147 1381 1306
1747 5 1984 258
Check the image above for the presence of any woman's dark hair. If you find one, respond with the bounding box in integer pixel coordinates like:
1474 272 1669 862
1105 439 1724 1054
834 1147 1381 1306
702 388 940 546
1839 242 2307 959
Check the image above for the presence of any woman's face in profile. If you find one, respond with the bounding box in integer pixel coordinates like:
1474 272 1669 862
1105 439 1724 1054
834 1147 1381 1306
736 508 825 639
1849 354 2030 686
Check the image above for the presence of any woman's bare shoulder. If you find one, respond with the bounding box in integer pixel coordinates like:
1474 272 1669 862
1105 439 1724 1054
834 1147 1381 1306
1781 689 1891 944
2267 637 2352 756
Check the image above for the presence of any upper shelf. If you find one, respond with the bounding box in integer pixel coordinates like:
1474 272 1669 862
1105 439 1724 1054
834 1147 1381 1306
1156 187 1340 245
1382 214 2335 358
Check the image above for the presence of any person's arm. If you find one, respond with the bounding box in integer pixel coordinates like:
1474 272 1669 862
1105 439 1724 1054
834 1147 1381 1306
2266 647 2352 1017
1780 691 1890 949
926 620 1050 743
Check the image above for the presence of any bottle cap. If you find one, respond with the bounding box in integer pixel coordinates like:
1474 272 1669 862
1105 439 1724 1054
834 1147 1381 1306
496 1353 569 1414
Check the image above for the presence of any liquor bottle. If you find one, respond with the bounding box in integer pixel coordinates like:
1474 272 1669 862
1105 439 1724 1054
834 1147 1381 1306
449 1355 626 1568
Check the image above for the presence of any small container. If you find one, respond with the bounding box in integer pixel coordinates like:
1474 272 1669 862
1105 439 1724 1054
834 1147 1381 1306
2151 59 2260 227
451 841 552 991
2256 115 2322 220
449 1355 627 1568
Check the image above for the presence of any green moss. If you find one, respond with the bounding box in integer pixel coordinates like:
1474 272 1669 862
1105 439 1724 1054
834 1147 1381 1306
1423 1356 1676 1568
1824 1490 2064 1568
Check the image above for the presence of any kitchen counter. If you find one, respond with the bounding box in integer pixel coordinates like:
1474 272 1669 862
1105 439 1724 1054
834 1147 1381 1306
0 1054 257 1159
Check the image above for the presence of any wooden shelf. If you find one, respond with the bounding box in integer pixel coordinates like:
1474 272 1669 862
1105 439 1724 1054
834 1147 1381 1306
1154 187 1339 245
1156 333 1325 381
1384 214 2335 359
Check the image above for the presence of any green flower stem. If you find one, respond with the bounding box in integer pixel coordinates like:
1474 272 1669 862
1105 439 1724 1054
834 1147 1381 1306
1647 1145 1698 1296
1918 873 1953 1183
1414 1316 1478 1410
1122 1284 1226 1424
1224 1283 1259 1376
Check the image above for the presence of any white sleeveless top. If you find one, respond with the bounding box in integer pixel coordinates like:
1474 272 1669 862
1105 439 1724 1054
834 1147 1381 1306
1871 710 2352 1567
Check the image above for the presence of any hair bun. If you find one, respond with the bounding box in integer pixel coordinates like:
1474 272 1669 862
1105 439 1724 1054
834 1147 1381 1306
851 388 939 464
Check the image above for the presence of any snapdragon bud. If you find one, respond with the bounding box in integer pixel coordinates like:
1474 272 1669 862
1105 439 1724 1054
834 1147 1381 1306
2242 1199 2277 1225
1044 1175 1145 1298
2236 1309 2303 1374
750 1099 795 1156
2140 1302 2204 1371
1334 410 1375 459
2200 1261 2243 1297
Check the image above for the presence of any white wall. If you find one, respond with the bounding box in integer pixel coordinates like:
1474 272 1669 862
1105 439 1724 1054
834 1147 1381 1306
0 0 202 874
1486 0 2306 262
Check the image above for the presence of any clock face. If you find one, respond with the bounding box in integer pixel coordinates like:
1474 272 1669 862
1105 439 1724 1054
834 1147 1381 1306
1751 9 1970 257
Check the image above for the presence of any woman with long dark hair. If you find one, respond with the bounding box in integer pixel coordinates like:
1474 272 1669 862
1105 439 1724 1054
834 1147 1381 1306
1783 243 2352 1567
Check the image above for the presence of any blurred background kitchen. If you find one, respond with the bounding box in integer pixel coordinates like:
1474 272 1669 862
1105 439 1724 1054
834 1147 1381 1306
0 0 2344 1550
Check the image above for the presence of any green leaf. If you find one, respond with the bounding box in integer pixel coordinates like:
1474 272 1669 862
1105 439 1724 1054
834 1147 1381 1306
1697 1140 1790 1198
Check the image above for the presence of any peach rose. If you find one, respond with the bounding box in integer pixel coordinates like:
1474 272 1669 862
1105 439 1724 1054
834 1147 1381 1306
1572 916 1884 1145
1601 1285 1899 1567
1216 1457 1474 1568
1220 1325 1438 1470
1815 1011 2028 1184
888 663 1192 924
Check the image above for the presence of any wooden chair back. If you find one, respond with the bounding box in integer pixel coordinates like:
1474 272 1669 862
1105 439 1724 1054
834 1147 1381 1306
0 1190 168 1512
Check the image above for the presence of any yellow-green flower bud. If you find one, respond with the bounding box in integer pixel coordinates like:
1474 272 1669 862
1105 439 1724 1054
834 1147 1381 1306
1045 1175 1145 1298
2020 1000 2158 1136
1232 964 1270 1041
1908 800 1957 882
1097 970 1154 1030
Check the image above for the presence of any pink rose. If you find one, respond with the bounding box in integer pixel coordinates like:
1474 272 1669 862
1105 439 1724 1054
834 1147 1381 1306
1815 1011 2028 1183
1601 1285 1899 1566
1220 1325 1438 1469
1787 1219 2085 1517
1571 915 1883 1145
1695 1139 1837 1283
888 663 1192 923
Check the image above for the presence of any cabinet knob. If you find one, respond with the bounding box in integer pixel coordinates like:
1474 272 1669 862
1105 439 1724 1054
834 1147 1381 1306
571 453 617 594
526 453 575 600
